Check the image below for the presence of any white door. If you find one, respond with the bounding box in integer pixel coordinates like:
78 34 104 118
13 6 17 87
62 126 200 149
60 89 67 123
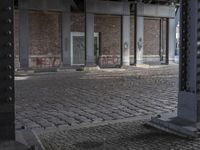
71 32 99 65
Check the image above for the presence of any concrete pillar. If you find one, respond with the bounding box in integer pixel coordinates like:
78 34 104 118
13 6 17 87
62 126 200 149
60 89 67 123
85 13 95 66
136 16 144 64
61 9 71 66
19 9 29 69
122 15 130 66
168 18 176 64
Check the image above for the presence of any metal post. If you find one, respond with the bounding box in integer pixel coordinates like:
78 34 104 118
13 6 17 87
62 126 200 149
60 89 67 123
85 0 95 66
159 18 164 61
122 16 131 66
134 3 137 65
148 0 200 138
122 2 131 66
136 16 144 64
19 6 29 69
85 13 95 66
165 18 169 64
61 7 71 66
0 0 15 141
168 18 176 64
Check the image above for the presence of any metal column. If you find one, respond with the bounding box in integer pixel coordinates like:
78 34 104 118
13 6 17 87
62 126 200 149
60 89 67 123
121 1 130 66
134 3 137 65
168 18 176 64
0 0 15 141
159 18 164 62
85 13 95 66
85 0 95 66
122 6 131 66
61 6 71 66
19 6 29 69
148 0 200 138
165 18 169 64
136 16 144 64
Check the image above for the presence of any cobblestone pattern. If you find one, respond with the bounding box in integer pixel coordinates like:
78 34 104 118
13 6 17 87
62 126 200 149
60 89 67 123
15 65 178 130
40 120 200 150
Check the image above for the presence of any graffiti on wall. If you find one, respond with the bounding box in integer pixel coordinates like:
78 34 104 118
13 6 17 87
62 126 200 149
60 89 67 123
34 56 61 68
99 55 121 66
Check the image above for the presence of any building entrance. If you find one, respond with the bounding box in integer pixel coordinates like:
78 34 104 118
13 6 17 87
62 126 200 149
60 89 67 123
71 32 99 65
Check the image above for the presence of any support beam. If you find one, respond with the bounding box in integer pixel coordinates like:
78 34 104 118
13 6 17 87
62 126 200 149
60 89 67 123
168 18 176 64
159 18 164 61
19 8 29 69
122 15 131 66
137 3 175 18
85 13 95 66
61 7 71 66
86 0 129 15
18 0 72 12
136 16 144 64
165 18 169 64
148 0 200 138
0 0 15 141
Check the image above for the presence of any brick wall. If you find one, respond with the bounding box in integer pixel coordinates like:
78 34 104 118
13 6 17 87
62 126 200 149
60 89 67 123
14 11 167 68
29 11 61 56
71 13 85 32
144 18 160 56
15 10 61 68
94 15 121 55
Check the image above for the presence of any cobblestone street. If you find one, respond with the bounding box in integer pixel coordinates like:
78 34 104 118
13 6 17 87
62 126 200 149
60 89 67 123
39 119 200 150
15 65 178 130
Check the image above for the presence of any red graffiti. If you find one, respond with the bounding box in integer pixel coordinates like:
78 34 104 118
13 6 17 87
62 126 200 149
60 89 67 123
36 57 60 68
100 55 120 66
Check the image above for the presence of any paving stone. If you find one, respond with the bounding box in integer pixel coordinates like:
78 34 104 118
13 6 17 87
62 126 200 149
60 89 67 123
15 65 179 130
39 119 200 150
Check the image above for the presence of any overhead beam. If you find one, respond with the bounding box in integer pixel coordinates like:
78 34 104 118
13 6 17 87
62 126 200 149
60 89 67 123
19 0 73 12
86 0 130 15
137 3 176 18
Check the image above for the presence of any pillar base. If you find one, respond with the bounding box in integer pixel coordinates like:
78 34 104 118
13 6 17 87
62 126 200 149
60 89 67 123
147 112 200 138
83 65 100 71
0 141 28 150
122 62 130 66
136 60 143 65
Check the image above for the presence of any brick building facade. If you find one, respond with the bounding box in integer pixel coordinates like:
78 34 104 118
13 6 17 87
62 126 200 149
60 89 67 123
14 11 167 68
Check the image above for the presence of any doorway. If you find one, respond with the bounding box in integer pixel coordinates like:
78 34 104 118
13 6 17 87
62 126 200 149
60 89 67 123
71 32 100 65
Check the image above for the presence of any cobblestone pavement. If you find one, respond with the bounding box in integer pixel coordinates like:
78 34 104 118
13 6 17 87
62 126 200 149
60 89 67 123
15 65 178 130
38 119 200 150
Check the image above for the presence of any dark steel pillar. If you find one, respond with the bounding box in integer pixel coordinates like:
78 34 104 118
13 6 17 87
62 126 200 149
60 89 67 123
134 3 137 65
0 0 15 141
165 18 169 64
148 0 200 138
